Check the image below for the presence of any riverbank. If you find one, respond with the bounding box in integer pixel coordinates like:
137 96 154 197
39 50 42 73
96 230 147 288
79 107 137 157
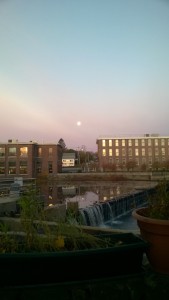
46 171 169 183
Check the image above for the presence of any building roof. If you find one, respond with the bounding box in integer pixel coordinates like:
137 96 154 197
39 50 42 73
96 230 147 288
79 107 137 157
96 134 169 141
62 153 76 159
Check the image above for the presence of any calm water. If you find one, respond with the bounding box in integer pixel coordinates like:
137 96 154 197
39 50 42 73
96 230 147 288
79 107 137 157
40 180 156 208
40 180 155 230
0 180 156 230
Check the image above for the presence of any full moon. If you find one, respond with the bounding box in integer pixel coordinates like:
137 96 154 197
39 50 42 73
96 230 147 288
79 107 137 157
77 121 82 126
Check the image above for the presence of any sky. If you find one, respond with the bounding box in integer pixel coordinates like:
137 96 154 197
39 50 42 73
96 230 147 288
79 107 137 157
1 0 169 152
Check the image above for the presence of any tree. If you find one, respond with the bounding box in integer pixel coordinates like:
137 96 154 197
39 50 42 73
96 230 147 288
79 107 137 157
58 138 66 150
102 163 116 172
162 160 169 170
126 160 137 171
140 164 147 171
152 161 160 171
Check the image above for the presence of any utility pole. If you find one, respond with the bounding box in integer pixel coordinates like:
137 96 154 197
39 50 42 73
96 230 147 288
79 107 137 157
76 147 80 165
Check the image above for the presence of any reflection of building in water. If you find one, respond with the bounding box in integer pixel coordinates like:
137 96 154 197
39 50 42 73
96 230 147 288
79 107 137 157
38 183 63 207
99 185 122 201
37 181 155 209
65 192 98 209
62 186 77 197
40 183 133 207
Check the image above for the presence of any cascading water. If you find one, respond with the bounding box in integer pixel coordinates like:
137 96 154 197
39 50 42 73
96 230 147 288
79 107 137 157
79 187 155 227
79 204 104 226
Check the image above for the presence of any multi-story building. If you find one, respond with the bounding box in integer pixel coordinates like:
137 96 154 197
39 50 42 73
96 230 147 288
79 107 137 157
0 139 63 179
96 134 169 171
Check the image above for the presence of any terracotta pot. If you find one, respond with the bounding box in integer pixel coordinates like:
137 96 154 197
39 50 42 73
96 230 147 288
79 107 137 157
132 207 169 274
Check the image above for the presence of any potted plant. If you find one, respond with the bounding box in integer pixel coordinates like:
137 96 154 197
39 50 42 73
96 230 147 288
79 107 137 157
0 188 148 288
132 180 169 274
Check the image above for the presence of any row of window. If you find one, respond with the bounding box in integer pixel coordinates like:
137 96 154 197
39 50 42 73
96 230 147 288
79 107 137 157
0 147 28 157
0 161 28 167
107 157 166 166
0 161 28 175
102 139 169 147
38 148 53 156
0 147 54 157
102 147 167 157
0 161 53 175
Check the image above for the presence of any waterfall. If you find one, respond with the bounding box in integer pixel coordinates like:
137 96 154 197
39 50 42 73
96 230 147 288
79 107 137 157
78 187 155 227
79 204 104 226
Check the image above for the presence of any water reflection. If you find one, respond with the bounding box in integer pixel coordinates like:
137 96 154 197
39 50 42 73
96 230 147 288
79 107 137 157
38 180 156 209
0 180 156 229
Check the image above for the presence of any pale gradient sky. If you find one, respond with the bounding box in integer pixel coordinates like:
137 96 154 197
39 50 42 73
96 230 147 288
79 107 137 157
1 0 169 151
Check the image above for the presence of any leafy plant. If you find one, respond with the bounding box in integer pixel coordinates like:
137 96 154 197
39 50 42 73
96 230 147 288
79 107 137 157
145 180 169 220
0 187 125 253
0 222 19 253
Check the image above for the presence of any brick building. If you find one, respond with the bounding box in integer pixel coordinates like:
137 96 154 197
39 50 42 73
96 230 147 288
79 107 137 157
0 139 63 179
96 134 169 171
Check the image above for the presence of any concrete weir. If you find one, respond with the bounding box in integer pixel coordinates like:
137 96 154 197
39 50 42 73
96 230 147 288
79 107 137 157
0 196 18 216
79 187 155 227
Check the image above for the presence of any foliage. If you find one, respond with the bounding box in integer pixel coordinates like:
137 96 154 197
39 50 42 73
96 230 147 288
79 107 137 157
140 163 147 171
102 162 117 172
145 180 169 220
126 160 137 171
152 161 160 171
0 188 124 253
0 223 19 253
163 160 169 170
58 138 66 149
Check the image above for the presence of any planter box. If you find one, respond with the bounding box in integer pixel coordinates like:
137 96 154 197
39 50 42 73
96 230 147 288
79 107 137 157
0 233 147 287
